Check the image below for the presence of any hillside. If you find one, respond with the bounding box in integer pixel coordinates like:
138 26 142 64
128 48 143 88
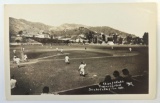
49 23 88 31
89 26 132 38
9 17 52 36
9 17 137 38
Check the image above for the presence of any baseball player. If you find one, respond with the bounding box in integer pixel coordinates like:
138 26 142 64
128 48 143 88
10 75 17 89
129 47 132 52
65 55 70 64
15 57 20 68
13 49 16 54
13 56 16 63
56 48 59 51
24 54 28 61
78 62 86 77
60 48 63 53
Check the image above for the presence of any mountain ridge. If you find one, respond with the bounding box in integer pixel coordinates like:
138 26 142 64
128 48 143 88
9 17 137 38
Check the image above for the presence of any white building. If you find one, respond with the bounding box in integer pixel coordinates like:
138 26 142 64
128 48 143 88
35 34 50 38
76 38 84 43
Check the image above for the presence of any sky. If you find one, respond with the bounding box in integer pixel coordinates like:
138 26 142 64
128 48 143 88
5 3 157 37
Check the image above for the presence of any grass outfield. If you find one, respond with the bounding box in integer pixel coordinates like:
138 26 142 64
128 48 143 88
10 44 148 95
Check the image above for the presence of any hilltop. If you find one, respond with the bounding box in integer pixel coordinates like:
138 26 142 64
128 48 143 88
9 17 137 38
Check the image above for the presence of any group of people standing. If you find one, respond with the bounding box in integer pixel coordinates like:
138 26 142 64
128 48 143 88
12 47 28 68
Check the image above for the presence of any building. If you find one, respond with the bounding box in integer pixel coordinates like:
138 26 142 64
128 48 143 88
35 34 50 38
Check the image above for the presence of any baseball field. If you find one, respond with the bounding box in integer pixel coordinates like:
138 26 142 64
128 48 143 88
10 44 148 95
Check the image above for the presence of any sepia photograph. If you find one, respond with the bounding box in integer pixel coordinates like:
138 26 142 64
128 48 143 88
4 3 157 100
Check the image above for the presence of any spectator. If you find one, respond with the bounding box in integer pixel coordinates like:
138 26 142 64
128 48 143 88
104 74 112 82
113 70 124 81
122 68 132 81
10 75 17 89
10 75 18 95
99 74 112 86
41 86 49 95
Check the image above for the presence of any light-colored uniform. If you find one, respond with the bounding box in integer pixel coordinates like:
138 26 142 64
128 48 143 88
10 79 17 89
13 56 16 62
13 50 16 53
22 48 25 51
24 54 28 61
15 58 20 66
79 64 86 75
61 49 63 53
129 48 132 52
65 56 69 63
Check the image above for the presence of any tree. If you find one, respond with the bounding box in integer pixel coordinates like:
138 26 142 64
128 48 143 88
93 35 98 43
113 34 118 44
126 35 132 44
118 37 123 44
33 35 35 38
102 34 105 41
50 35 53 39
134 37 141 44
143 32 149 45
18 30 23 36
15 39 20 43
22 37 27 43
86 31 93 43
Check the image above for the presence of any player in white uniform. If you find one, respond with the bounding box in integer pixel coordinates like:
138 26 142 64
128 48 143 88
79 62 87 77
129 47 132 52
24 54 28 61
10 75 17 89
10 75 18 95
22 47 25 52
111 46 114 49
60 48 63 53
13 56 16 63
13 49 16 54
15 57 20 68
56 48 59 51
65 55 70 64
